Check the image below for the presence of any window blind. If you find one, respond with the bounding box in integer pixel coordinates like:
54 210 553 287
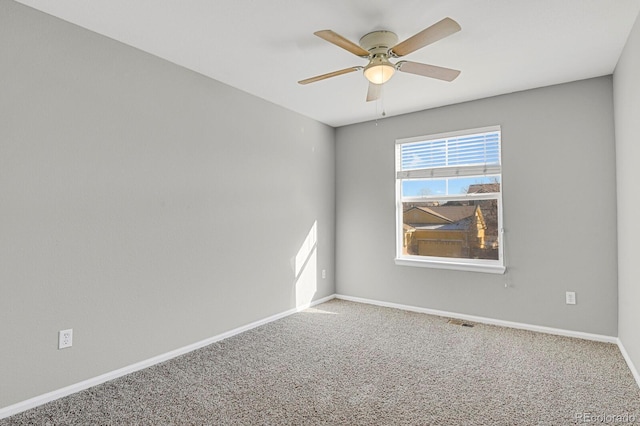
400 130 500 171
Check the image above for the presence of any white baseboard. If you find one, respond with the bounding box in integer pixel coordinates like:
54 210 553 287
4 292 636 419
617 339 640 389
0 294 336 420
335 294 618 344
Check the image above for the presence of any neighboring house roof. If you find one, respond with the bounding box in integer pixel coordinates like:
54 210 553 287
409 206 453 223
406 205 478 223
404 205 485 231
426 205 478 222
467 183 500 194
413 217 474 231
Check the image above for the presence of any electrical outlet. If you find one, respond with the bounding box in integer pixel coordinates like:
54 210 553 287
322 269 326 279
58 329 73 349
565 292 576 305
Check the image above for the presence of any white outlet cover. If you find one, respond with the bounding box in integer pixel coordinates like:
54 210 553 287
58 329 73 349
566 292 576 305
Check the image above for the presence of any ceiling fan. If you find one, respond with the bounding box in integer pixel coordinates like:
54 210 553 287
298 18 462 102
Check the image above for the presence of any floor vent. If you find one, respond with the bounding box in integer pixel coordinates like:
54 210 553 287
447 318 474 327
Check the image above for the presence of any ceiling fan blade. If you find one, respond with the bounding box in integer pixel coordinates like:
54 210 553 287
397 61 461 82
298 66 361 85
366 82 381 102
390 18 461 57
314 30 370 57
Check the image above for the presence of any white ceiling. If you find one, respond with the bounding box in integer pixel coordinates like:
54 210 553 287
14 0 640 127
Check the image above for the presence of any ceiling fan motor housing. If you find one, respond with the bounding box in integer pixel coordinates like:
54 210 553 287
360 31 399 84
359 30 399 54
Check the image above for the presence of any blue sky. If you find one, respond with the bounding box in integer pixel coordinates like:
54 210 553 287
402 175 500 197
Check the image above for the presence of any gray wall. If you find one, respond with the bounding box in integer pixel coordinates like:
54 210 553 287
336 77 618 336
0 2 335 408
614 11 640 379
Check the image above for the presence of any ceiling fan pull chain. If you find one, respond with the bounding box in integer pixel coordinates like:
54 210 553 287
381 86 386 117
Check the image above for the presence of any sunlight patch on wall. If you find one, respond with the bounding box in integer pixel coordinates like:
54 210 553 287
294 221 317 308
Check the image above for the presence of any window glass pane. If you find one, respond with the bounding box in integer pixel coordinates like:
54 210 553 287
400 131 500 171
402 199 499 261
402 176 500 197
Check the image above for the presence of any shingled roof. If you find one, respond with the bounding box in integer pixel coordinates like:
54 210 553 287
467 183 500 194
408 205 478 223
404 205 485 231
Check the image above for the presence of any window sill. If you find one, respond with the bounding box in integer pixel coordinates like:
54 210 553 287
394 257 506 274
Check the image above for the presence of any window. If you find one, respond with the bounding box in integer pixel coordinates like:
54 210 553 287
395 126 505 274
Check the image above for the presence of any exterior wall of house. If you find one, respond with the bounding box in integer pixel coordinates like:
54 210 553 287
408 228 482 256
404 207 487 258
418 238 464 258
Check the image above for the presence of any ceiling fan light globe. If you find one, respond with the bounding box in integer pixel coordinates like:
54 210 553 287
364 64 395 85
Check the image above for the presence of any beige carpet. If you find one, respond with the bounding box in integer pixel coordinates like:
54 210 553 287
2 299 639 425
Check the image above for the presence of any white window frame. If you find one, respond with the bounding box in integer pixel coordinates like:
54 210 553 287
395 125 505 274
